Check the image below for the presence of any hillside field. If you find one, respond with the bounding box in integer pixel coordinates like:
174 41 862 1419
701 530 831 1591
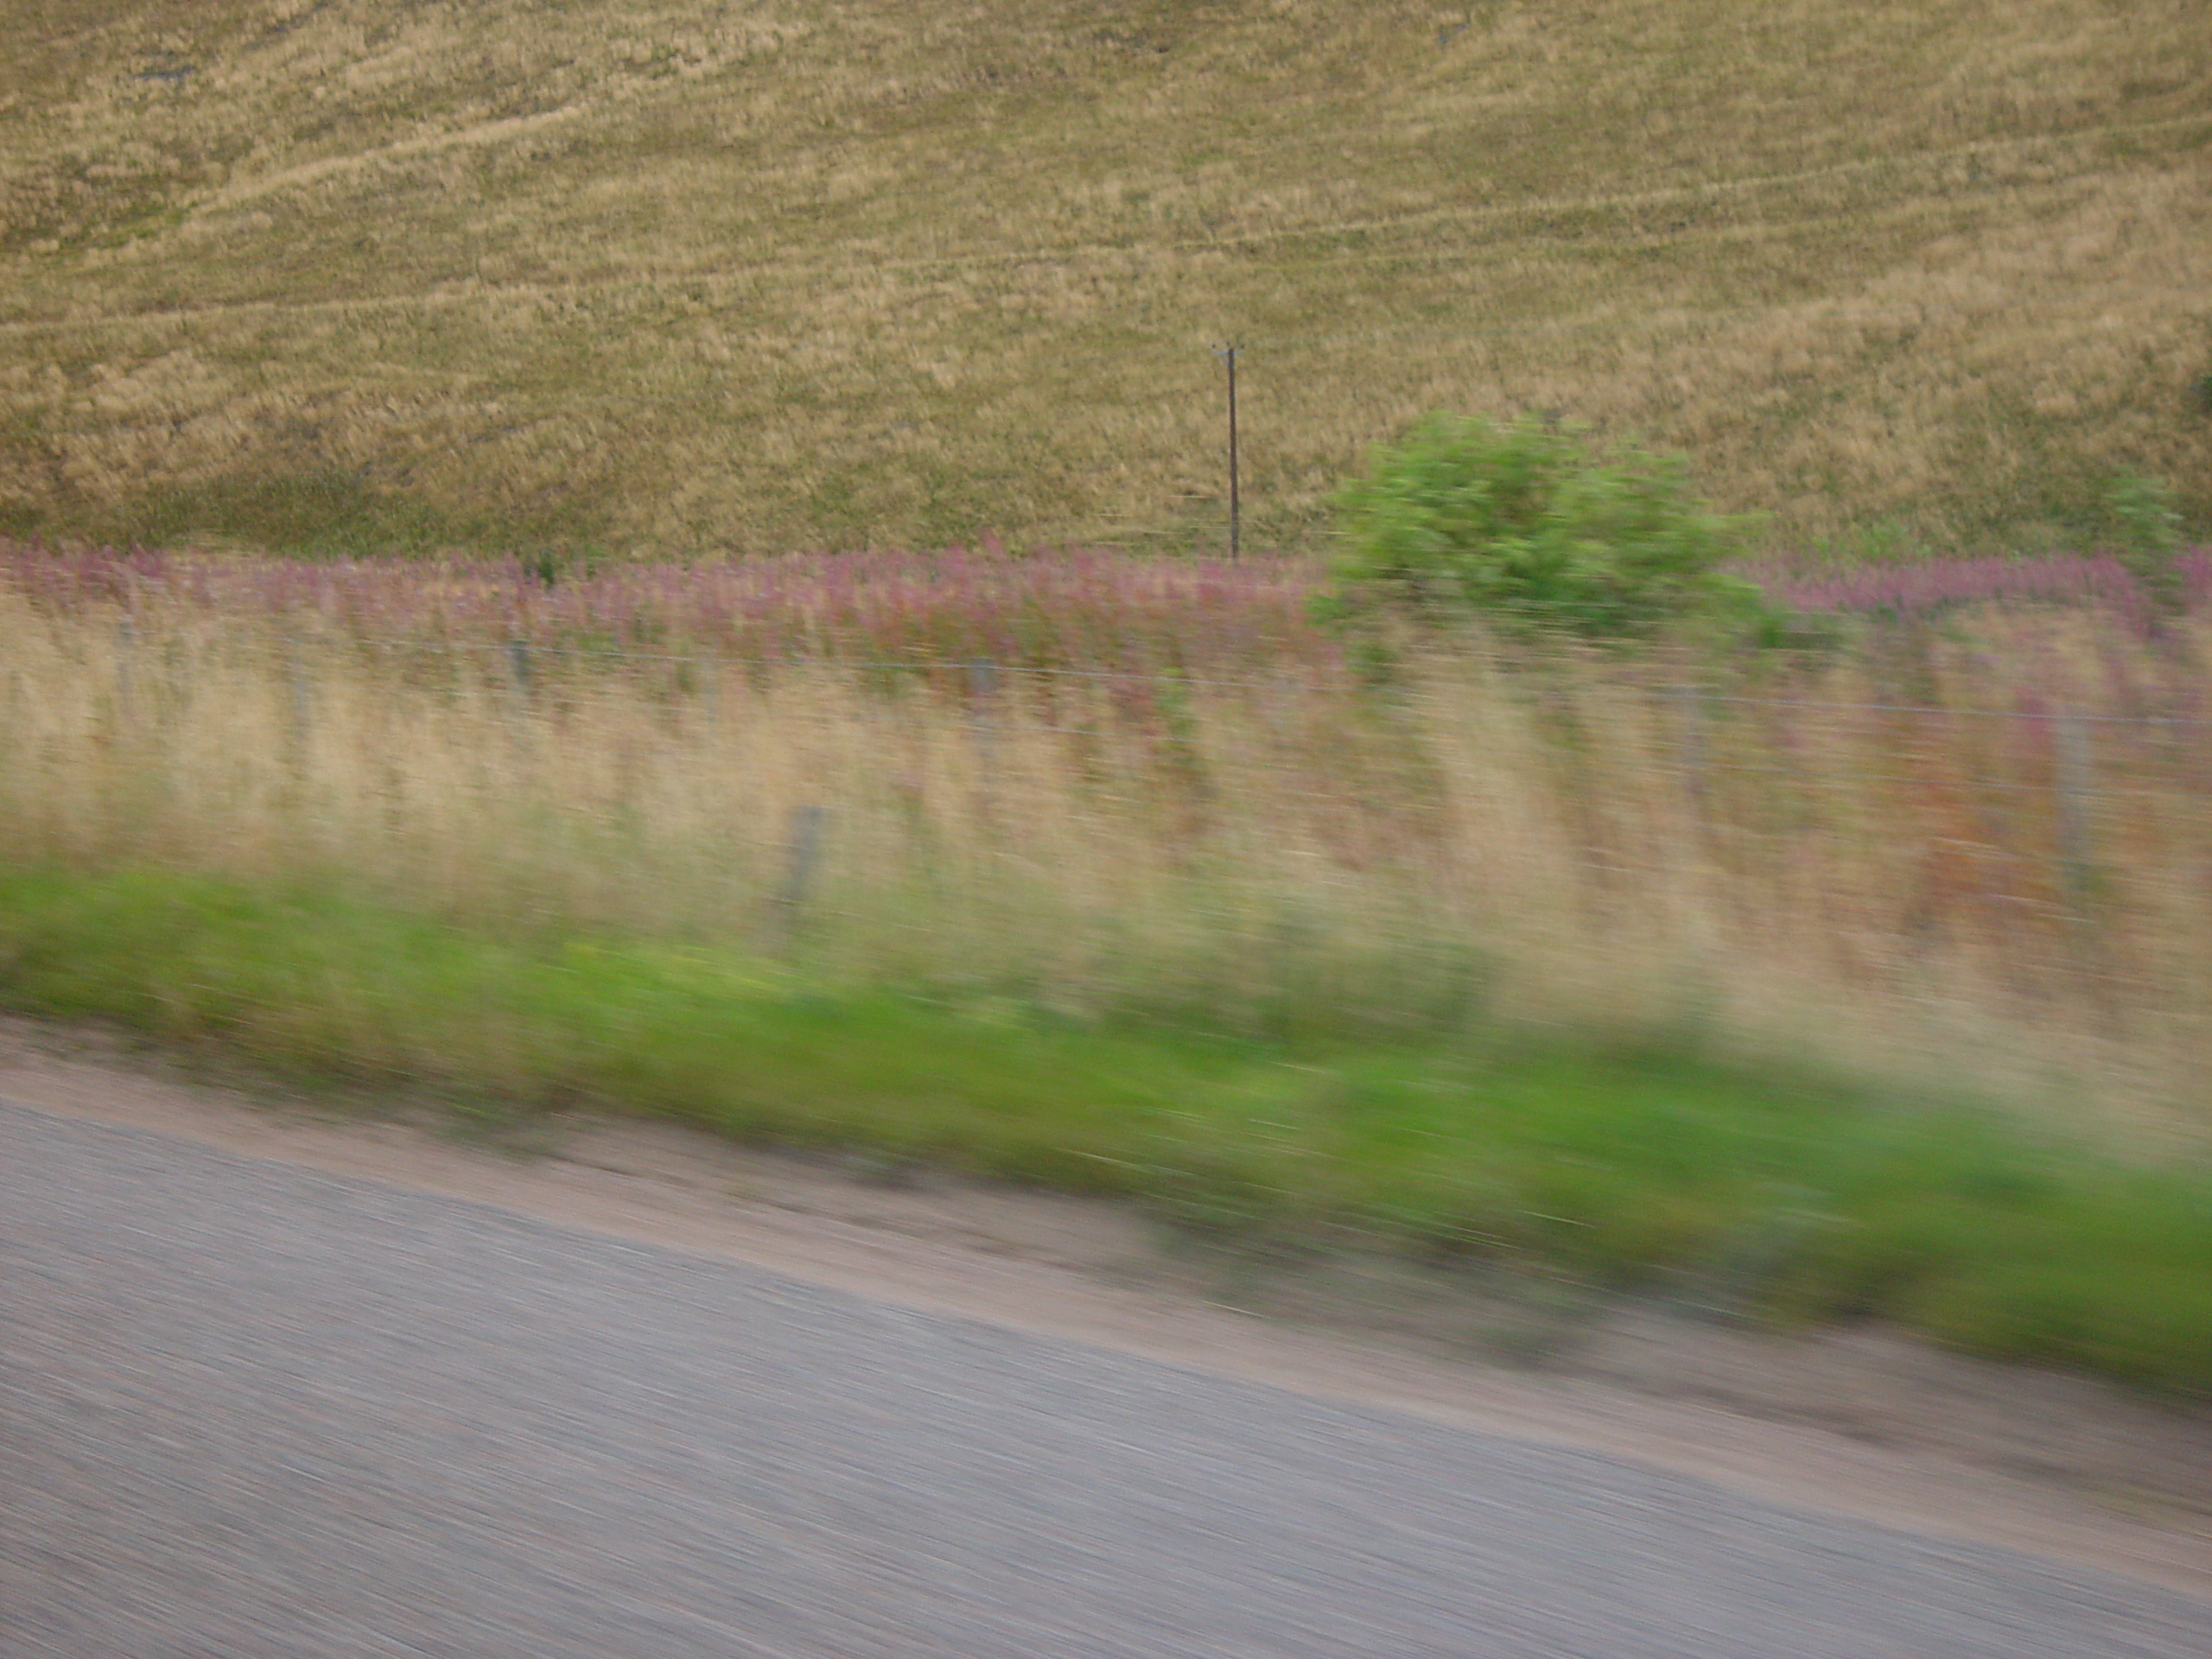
1 0 2208 559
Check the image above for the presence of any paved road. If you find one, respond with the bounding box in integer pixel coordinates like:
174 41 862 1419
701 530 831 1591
3 1102 2206 1658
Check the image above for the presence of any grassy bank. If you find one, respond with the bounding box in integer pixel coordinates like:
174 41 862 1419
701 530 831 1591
2 863 2208 1395
3 1 2207 555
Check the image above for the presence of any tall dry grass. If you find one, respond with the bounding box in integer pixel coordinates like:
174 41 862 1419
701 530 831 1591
6 566 2209 1142
2 0 2207 556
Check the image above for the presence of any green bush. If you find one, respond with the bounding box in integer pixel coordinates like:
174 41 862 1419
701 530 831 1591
1324 413 1758 640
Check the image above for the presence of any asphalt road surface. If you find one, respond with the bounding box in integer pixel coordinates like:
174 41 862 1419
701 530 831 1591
3 1100 2207 1658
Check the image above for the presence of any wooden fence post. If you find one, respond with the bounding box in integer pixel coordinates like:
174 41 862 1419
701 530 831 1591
113 620 135 727
1669 682 1708 819
774 802 830 944
2055 707 2094 906
969 657 998 817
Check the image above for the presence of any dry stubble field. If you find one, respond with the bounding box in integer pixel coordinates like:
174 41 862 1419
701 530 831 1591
1 0 2208 557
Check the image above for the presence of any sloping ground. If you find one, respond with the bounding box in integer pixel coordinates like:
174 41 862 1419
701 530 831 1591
1 0 2207 556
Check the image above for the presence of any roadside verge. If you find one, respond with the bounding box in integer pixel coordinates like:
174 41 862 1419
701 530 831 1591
3 863 2209 1400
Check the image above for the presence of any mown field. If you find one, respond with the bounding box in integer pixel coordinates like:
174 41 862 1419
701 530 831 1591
3 0 2209 557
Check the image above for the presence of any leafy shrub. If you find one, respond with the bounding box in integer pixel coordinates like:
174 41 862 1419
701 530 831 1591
1323 413 1759 640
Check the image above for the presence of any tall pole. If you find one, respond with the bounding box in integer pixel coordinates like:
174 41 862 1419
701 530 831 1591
1214 344 1241 559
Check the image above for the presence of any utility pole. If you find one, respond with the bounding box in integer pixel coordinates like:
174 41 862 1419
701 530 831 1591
1212 343 1241 558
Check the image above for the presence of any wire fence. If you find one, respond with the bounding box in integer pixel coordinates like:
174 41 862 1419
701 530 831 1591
70 621 2212 865
8 601 2212 1121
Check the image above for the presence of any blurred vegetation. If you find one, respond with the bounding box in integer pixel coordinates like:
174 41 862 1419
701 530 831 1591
2107 471 2187 613
1322 413 1764 640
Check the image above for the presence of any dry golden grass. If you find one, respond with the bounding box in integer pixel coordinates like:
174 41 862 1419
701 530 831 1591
1 0 2207 556
7 582 2209 1141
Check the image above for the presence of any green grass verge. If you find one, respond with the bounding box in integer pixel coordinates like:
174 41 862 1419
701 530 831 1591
3 863 2208 1395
